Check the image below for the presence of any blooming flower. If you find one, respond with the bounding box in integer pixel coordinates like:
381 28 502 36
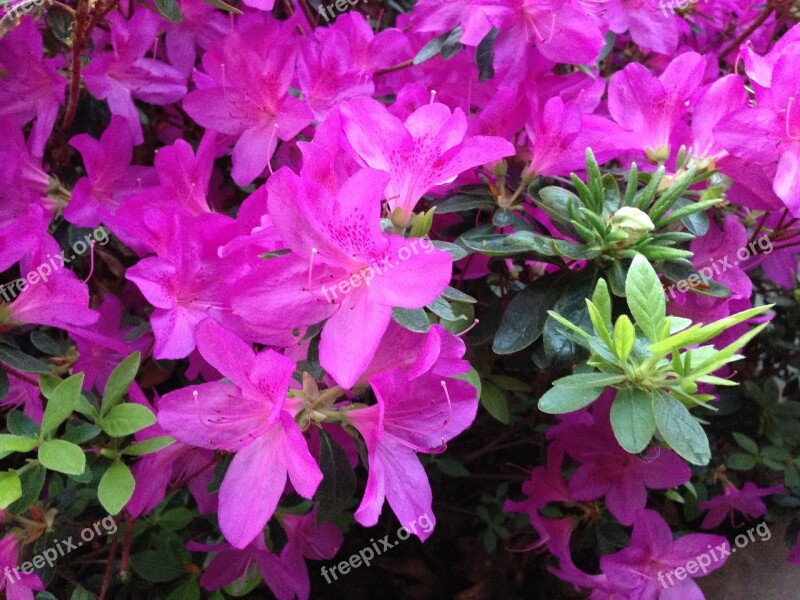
158 320 322 548
182 18 313 185
83 11 186 144
339 96 515 220
229 167 453 388
699 482 784 529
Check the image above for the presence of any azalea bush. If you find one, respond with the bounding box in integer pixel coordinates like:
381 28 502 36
2 0 800 598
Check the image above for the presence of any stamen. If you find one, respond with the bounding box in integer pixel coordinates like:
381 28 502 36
429 89 437 104
267 123 279 175
307 247 318 290
457 318 480 337
545 13 556 44
81 240 96 284
439 380 453 428
786 96 797 140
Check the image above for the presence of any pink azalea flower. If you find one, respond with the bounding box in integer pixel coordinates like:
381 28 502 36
125 212 237 359
699 482 784 529
2 235 98 330
182 18 313 185
598 510 728 599
188 536 308 599
568 444 691 527
163 0 231 74
0 376 43 424
0 17 66 156
715 37 800 215
126 386 217 518
158 320 322 548
607 52 707 159
524 96 621 177
83 11 187 144
229 167 453 388
297 14 410 119
71 295 152 392
345 367 477 539
599 0 680 55
0 534 45 600
64 116 157 229
339 97 515 220
0 119 52 272
131 128 217 216
553 396 691 525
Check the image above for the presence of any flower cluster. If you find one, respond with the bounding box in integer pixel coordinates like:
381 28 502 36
1 0 799 598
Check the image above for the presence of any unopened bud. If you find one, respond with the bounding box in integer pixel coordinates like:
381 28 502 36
608 207 655 245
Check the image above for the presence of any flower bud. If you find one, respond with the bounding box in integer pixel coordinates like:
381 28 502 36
608 207 655 245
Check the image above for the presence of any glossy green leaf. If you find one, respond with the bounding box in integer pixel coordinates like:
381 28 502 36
98 460 135 515
38 440 86 475
652 392 710 465
625 254 665 342
610 388 656 453
101 351 141 417
101 404 157 438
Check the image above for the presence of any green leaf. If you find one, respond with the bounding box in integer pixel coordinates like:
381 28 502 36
434 457 470 478
475 27 498 81
201 0 242 13
98 460 135 515
552 373 625 388
414 26 462 64
591 279 612 329
101 351 141 417
123 436 175 456
610 388 656 453
535 186 583 224
648 166 697 220
625 254 665 342
430 240 468 261
154 0 182 22
8 464 45 514
315 429 356 522
131 550 185 583
0 345 51 373
587 300 613 348
41 373 85 436
0 471 22 509
613 315 636 363
652 392 710 465
538 385 604 414
489 375 532 392
30 330 65 356
101 404 157 438
493 277 567 354
654 198 721 228
480 381 509 424
659 261 731 299
166 580 201 600
732 432 758 455
0 368 8 400
38 440 86 475
427 296 466 322
543 277 596 364
726 453 757 471
441 286 477 304
633 166 665 209
433 194 494 214
0 434 38 459
392 307 431 333
456 366 482 398
62 423 102 445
